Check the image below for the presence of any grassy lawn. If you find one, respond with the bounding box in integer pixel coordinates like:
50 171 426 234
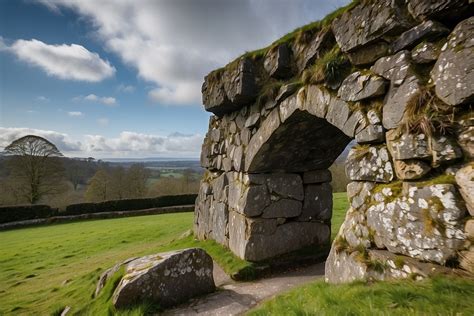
248 276 474 315
0 193 350 314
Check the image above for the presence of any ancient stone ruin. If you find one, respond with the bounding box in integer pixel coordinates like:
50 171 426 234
195 0 473 282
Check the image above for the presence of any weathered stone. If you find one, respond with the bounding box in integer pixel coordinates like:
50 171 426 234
266 173 304 201
342 110 367 138
228 181 270 217
332 0 413 53
459 246 474 274
303 169 332 184
457 114 474 159
431 17 474 106
455 163 474 216
232 145 244 171
367 184 466 264
274 83 300 106
356 124 384 144
293 28 335 73
386 129 431 160
211 202 229 246
279 94 299 123
382 76 422 129
465 219 474 240
304 85 331 118
325 98 351 132
431 135 463 167
391 20 449 53
264 44 292 79
262 199 302 219
113 249 215 309
411 41 443 63
408 0 472 22
372 50 415 84
326 247 464 284
229 213 330 261
299 183 332 221
338 71 387 102
202 58 258 116
346 146 394 183
95 257 137 297
347 41 390 66
394 159 431 180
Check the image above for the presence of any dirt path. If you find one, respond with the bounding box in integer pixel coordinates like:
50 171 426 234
163 262 325 315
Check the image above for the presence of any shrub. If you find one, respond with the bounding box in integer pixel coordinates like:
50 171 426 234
0 204 58 224
65 194 197 215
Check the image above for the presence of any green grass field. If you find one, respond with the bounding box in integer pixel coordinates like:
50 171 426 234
1 192 471 315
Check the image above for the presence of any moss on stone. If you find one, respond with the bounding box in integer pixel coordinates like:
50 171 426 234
414 173 456 187
394 256 405 269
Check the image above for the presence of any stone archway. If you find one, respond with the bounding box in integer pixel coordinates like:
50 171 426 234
195 0 473 282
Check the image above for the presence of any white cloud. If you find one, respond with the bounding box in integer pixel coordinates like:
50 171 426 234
76 94 117 106
0 127 202 158
83 131 203 157
68 111 84 117
97 118 109 126
5 39 115 82
117 84 135 93
36 96 50 102
36 0 349 105
0 127 82 152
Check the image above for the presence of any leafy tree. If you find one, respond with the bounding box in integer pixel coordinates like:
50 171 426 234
125 164 150 198
85 169 110 202
3 135 65 204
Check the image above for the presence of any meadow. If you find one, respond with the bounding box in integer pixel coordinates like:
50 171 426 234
1 193 472 315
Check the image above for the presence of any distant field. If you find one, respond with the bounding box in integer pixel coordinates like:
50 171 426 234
0 194 349 315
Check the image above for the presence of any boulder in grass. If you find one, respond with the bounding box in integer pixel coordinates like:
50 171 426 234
111 248 215 309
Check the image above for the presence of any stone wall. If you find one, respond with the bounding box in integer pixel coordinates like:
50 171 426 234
195 0 474 281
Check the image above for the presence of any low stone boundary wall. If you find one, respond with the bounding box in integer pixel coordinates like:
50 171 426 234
0 205 194 231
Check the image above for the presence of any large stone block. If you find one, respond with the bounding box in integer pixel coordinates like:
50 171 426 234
338 71 387 102
262 199 302 219
202 58 258 116
386 130 431 160
292 28 335 73
455 163 474 216
263 44 292 79
299 183 332 221
408 0 472 22
345 146 394 183
431 17 474 106
228 180 270 217
303 169 332 184
113 249 215 308
382 76 421 129
366 184 466 264
391 20 449 53
332 0 413 53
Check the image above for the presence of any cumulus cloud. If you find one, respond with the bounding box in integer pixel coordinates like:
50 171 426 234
0 127 203 158
68 111 84 117
117 84 135 93
75 94 117 106
83 131 203 157
5 39 115 82
0 127 82 152
36 0 348 105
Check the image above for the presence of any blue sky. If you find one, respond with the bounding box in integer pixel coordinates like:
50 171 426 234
0 0 348 158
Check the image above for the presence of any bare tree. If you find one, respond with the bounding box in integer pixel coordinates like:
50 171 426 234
3 135 65 204
85 169 110 202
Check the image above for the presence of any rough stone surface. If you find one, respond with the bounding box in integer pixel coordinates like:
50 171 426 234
382 76 421 129
431 17 474 106
366 184 466 264
303 169 332 184
391 20 449 53
411 41 443 63
345 146 394 183
326 247 464 284
338 71 387 102
196 1 472 282
408 0 472 22
455 163 474 216
393 159 431 180
332 0 413 53
264 44 292 79
113 249 215 309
